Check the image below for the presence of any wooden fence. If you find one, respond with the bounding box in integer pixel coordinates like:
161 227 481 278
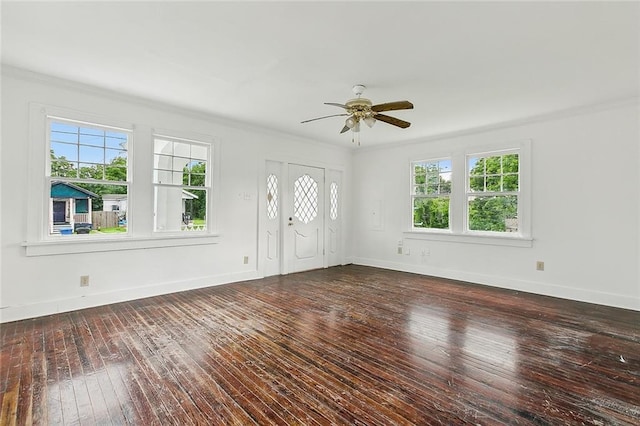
92 211 119 229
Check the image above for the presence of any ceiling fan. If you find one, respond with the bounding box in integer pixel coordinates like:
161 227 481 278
301 84 414 145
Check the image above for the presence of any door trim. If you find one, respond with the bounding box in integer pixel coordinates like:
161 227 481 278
258 158 345 277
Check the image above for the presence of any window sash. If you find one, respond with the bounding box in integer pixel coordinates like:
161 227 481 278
46 116 131 238
465 150 520 234
152 136 212 233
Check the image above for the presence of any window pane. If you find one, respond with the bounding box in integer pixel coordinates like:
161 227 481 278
51 122 78 133
486 175 501 191
51 160 78 178
182 189 207 231
293 174 318 224
267 174 278 219
51 131 78 144
154 154 173 171
78 163 104 180
191 144 208 161
468 157 482 175
413 159 452 195
105 136 126 150
189 173 206 187
154 139 172 154
468 195 518 232
154 169 173 185
79 145 104 164
105 149 127 164
51 142 78 161
469 176 484 192
503 154 519 173
413 197 450 229
105 166 127 182
79 127 105 146
173 142 190 158
330 182 338 220
503 174 519 191
49 181 127 235
154 186 206 232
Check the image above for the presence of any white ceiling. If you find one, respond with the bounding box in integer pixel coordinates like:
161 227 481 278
2 1 639 147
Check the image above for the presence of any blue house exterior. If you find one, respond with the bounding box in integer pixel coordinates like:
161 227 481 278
50 181 98 234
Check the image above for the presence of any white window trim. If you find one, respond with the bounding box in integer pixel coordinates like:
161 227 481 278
410 156 452 231
24 105 221 257
152 129 219 236
404 139 532 247
27 104 135 244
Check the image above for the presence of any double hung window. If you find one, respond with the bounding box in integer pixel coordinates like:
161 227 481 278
153 136 210 232
467 151 519 233
411 159 452 230
48 118 130 236
409 141 530 244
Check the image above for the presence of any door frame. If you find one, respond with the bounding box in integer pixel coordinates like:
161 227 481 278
257 157 346 276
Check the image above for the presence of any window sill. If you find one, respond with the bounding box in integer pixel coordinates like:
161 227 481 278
403 231 533 247
22 233 221 256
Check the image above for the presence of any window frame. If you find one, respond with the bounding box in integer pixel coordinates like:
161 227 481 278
24 104 221 257
26 105 135 243
152 131 215 235
405 139 532 247
410 157 452 232
46 116 131 237
465 148 520 235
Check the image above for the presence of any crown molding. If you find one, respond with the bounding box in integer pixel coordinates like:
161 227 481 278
356 94 639 153
1 64 351 154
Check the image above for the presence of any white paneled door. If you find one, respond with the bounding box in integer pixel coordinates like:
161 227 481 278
287 164 325 273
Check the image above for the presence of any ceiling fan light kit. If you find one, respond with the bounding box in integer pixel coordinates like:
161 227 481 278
301 84 414 146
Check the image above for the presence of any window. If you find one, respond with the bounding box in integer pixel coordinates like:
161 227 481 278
467 151 519 233
266 174 278 219
293 174 318 224
153 136 210 232
407 140 531 246
329 182 339 221
48 118 129 236
411 159 451 230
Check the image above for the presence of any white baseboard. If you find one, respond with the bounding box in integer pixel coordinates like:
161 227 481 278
352 257 640 312
0 270 261 323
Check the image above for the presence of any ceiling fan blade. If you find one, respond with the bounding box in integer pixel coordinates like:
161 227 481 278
371 100 414 113
374 113 411 129
324 102 349 109
301 113 348 124
339 125 350 134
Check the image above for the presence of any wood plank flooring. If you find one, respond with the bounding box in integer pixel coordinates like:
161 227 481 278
1 265 639 425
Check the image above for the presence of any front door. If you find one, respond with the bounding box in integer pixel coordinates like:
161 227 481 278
287 164 325 273
53 201 66 223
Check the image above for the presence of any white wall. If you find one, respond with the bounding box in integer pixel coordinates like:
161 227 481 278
2 67 638 323
0 69 352 322
352 101 640 311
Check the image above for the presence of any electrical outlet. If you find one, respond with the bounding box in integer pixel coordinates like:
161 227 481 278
404 247 411 255
243 256 249 264
397 246 403 255
536 261 545 271
80 275 90 287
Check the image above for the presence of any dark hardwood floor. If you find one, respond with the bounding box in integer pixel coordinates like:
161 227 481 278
1 265 639 425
